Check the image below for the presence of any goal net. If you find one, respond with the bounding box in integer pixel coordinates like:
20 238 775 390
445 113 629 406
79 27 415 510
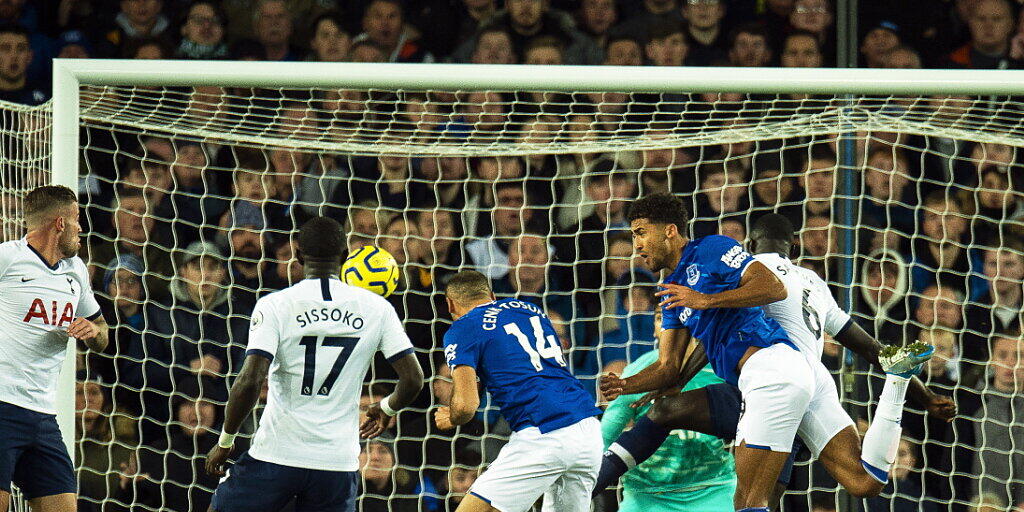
42 61 1024 512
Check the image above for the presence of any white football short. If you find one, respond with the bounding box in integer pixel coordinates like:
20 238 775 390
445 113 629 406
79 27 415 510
469 416 603 512
795 359 855 458
735 343 815 452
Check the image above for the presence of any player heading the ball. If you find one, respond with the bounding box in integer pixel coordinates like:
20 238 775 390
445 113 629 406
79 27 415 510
0 185 109 512
436 270 604 512
206 216 424 512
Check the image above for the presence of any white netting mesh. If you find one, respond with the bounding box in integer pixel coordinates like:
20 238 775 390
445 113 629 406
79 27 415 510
0 99 50 512
32 80 1024 512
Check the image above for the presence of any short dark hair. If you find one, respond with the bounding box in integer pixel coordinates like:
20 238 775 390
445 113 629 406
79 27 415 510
646 19 685 45
0 24 30 42
805 144 837 166
752 213 795 243
298 216 345 260
627 193 689 234
445 270 492 303
25 185 77 228
729 22 770 49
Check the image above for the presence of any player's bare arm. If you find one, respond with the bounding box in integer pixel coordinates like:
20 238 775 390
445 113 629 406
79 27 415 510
629 340 710 408
834 321 956 422
435 365 480 430
657 260 787 310
68 315 108 352
601 326 692 400
205 353 270 477
362 352 423 438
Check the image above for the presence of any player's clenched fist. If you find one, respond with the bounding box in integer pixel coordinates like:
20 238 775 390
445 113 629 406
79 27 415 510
360 402 390 438
67 316 101 342
599 372 625 401
655 283 712 310
434 406 454 430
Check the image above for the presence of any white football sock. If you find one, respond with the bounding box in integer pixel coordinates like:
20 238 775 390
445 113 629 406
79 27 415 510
860 374 910 483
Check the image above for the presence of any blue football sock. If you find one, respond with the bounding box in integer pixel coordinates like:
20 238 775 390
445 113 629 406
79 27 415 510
590 416 671 497
736 508 770 512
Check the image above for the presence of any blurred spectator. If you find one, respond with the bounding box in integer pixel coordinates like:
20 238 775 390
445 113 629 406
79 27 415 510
353 0 433 63
222 201 272 306
595 269 658 367
252 0 300 61
858 248 910 343
645 20 688 66
175 0 228 59
781 30 824 67
577 0 618 49
861 146 916 251
728 22 772 66
0 24 47 104
798 213 835 277
358 438 418 512
524 35 565 64
55 29 93 59
101 0 172 57
88 191 175 303
265 236 303 290
965 243 1024 374
913 284 965 334
638 129 696 195
802 145 837 218
492 231 574 322
157 141 226 245
416 209 463 288
616 0 683 43
128 37 170 59
445 450 482 510
76 376 137 512
130 387 222 512
861 20 901 67
947 0 1020 69
466 180 534 279
910 191 981 294
604 34 644 65
307 11 351 62
467 26 517 63
343 151 430 211
788 0 834 64
972 164 1024 237
692 163 749 237
222 0 332 44
682 0 728 65
465 156 527 237
452 0 601 65
445 0 500 58
884 45 923 68
918 328 959 388
970 334 1024 508
345 200 387 251
865 438 938 512
378 214 425 292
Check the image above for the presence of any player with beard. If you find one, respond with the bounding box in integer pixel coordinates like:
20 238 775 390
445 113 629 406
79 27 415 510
0 185 109 511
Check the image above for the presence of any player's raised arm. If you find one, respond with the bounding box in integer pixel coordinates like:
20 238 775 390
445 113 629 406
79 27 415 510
436 365 481 429
206 352 269 477
657 258 787 310
68 314 109 352
601 325 693 400
361 349 424 438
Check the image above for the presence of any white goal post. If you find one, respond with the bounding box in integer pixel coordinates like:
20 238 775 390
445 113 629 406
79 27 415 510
45 59 1024 512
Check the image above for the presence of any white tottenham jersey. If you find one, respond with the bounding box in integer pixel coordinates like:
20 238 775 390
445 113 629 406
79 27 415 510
0 239 100 414
756 253 851 362
245 277 414 471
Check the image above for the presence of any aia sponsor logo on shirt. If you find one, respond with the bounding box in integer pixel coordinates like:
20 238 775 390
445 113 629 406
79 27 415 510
22 299 75 327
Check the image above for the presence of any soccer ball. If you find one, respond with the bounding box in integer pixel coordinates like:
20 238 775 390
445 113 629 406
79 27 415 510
341 245 400 298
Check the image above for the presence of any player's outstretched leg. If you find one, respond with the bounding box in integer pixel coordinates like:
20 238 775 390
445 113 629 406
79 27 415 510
593 386 721 497
817 343 934 497
733 444 794 511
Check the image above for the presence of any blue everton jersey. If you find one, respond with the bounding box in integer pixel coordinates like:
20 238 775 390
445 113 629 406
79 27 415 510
661 235 794 385
443 298 601 433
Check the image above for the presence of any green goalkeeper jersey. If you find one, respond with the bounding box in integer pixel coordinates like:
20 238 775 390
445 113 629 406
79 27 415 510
601 350 736 494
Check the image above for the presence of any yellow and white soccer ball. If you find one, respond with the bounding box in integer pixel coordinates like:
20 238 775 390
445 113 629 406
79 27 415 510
341 245 400 298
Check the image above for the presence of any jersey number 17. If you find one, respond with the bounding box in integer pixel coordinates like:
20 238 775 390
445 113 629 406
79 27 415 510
299 335 358 396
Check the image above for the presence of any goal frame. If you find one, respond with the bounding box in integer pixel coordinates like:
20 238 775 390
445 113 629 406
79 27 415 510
49 58 1024 461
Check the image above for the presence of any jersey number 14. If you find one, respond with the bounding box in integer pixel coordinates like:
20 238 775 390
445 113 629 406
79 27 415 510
503 317 566 372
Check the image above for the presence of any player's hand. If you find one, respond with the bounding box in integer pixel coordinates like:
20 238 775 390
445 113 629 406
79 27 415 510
360 402 390 438
926 394 956 422
655 283 712 310
435 406 455 430
599 373 625 402
205 444 232 477
67 317 101 342
630 385 683 409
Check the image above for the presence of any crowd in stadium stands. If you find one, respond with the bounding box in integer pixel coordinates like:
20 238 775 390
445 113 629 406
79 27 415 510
1 0 1022 510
